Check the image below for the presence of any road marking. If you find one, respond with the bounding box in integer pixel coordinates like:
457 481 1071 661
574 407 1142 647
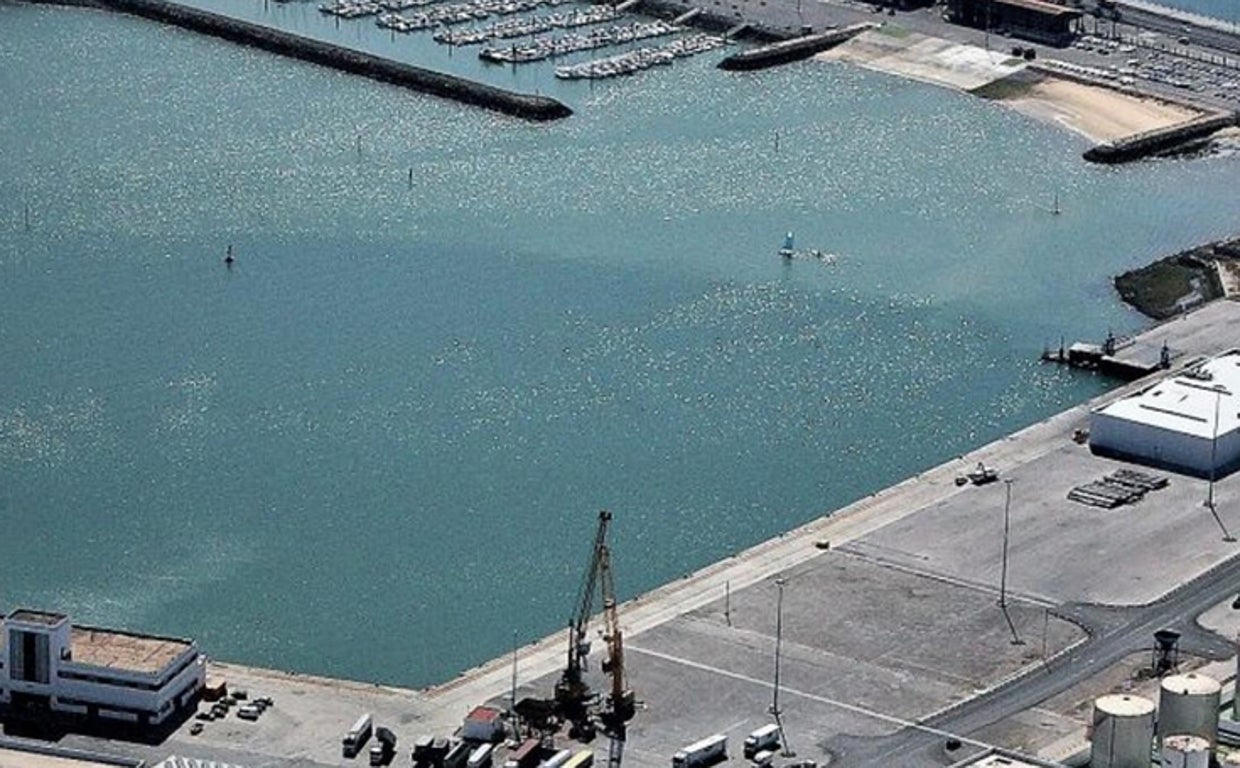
626 645 991 750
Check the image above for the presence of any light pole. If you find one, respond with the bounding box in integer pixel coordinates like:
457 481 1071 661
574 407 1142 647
770 577 794 757
510 630 521 739
1205 385 1235 542
1208 385 1221 512
999 479 1012 610
999 479 1023 645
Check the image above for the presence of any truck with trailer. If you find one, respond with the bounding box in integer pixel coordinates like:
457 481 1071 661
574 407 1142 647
414 736 452 767
562 751 593 768
343 713 374 759
504 739 542 768
538 750 573 768
671 735 727 768
444 741 473 768
743 725 780 759
467 744 495 768
370 727 397 766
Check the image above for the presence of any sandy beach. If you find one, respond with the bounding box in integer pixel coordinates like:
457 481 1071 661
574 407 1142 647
995 75 1201 143
821 29 1204 144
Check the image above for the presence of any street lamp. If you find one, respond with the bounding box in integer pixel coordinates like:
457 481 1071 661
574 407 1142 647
999 479 1024 645
999 479 1012 610
1205 384 1235 542
769 577 794 757
1208 385 1222 511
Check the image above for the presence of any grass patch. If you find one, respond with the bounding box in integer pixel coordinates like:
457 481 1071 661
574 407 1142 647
875 24 911 38
971 74 1035 99
1115 252 1225 320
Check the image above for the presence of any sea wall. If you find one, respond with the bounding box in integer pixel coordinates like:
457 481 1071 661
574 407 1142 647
44 0 572 121
716 22 875 70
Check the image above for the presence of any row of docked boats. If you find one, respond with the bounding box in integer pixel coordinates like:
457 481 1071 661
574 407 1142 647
320 0 384 18
375 0 569 30
478 20 680 63
432 6 620 45
553 33 725 79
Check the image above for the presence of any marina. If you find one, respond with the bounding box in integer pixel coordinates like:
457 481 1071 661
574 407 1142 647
553 33 726 78
479 21 682 64
432 7 621 46
374 0 573 32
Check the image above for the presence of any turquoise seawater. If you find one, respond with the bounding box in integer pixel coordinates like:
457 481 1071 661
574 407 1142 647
1 3 1239 686
1157 0 1239 22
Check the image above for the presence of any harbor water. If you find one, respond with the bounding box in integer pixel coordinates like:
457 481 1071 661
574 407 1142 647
1 1 1239 687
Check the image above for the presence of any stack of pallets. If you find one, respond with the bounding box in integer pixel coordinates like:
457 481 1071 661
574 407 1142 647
1067 469 1169 508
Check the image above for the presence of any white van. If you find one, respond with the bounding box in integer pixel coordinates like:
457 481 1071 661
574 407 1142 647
743 725 780 759
751 751 775 768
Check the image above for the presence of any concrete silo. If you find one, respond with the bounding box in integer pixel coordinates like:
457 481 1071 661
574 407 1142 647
1157 673 1221 749
1091 694 1156 768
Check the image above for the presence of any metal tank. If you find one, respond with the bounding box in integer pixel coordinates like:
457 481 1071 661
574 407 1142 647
1160 734 1210 768
1091 694 1156 768
1158 672 1221 748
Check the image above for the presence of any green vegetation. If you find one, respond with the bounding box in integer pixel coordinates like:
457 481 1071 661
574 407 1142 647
970 70 1038 99
875 24 911 38
1114 239 1236 320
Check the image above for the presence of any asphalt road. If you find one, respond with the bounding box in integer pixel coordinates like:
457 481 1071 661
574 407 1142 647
1106 1 1240 56
826 549 1240 767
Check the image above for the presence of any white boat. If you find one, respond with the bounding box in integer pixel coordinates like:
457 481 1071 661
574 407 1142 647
779 231 794 259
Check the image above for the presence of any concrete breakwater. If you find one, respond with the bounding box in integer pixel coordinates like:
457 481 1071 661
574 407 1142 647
66 0 573 121
1083 110 1237 163
716 22 875 70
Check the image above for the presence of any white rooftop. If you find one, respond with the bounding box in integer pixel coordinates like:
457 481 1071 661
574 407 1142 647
1095 349 1240 440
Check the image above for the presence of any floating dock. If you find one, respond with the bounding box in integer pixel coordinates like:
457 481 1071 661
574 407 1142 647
1042 332 1174 379
75 0 573 121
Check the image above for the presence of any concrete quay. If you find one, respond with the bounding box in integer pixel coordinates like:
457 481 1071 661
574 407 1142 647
716 22 876 69
15 297 1240 768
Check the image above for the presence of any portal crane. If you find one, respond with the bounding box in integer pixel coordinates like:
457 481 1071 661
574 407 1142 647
554 511 635 733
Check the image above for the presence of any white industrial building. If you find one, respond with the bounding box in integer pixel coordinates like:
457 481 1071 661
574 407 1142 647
1090 350 1240 478
0 609 205 728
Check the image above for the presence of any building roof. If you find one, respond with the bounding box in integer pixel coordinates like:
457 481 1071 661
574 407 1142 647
996 0 1083 18
8 609 68 626
1094 350 1240 440
69 626 193 675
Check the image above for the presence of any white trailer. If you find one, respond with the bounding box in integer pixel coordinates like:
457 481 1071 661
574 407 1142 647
343 713 374 758
672 734 727 768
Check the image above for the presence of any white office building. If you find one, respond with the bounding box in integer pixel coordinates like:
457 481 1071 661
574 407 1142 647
1090 349 1240 478
0 609 205 727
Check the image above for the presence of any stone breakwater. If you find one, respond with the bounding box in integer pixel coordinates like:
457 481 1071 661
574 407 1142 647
43 0 574 121
716 22 875 70
1082 110 1237 163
